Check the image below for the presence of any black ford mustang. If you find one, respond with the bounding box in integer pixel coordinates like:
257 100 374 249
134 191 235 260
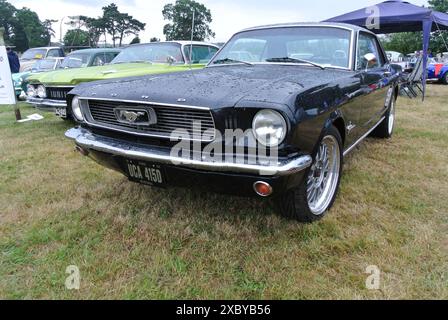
65 23 400 223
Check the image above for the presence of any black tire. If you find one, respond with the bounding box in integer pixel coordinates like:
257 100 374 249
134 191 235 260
371 91 396 139
277 125 343 223
442 72 448 85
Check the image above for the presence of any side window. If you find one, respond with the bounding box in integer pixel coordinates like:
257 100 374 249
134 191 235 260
91 53 112 66
357 33 384 70
47 49 62 58
184 46 218 63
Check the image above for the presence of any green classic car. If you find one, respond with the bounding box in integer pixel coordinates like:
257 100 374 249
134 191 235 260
26 41 219 119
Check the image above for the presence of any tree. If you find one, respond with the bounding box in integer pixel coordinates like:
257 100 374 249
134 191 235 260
15 8 49 47
102 3 145 47
129 36 140 44
115 13 145 47
66 15 106 47
0 0 17 44
382 32 423 54
428 0 448 12
150 37 160 42
64 29 90 47
162 0 215 41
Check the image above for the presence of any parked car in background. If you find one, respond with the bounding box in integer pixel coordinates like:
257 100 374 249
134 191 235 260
26 41 219 119
59 48 121 69
19 47 65 72
65 23 400 223
13 58 64 100
427 58 448 84
386 50 411 72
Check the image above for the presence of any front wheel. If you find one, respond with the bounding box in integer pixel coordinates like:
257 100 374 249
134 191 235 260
277 125 343 223
442 72 448 85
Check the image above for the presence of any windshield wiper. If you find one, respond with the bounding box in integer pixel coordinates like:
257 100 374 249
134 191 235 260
265 57 326 70
212 58 253 66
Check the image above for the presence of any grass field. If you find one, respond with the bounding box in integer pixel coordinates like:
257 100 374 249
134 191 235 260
0 85 447 299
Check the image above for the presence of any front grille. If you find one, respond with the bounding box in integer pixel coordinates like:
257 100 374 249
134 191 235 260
46 87 73 100
84 99 215 141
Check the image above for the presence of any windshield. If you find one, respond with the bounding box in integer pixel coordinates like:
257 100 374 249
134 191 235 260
61 52 92 69
22 48 47 60
112 43 185 64
32 59 57 71
210 26 352 69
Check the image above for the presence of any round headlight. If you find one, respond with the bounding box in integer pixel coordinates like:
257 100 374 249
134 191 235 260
26 85 36 97
36 85 46 98
252 109 287 147
71 96 84 121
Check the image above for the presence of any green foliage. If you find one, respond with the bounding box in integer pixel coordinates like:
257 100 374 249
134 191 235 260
428 0 448 12
0 0 52 52
129 36 140 44
102 3 145 47
150 37 160 42
162 0 215 41
63 29 90 47
15 8 48 48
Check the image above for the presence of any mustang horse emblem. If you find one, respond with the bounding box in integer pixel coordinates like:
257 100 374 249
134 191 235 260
120 110 146 123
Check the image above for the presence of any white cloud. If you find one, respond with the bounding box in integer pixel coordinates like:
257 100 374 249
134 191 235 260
10 0 429 44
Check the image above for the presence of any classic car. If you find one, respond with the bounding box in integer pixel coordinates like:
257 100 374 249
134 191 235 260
26 41 219 119
13 57 64 100
427 58 448 84
65 23 400 223
19 47 65 72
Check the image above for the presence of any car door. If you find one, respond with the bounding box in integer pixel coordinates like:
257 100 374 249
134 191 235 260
356 32 390 131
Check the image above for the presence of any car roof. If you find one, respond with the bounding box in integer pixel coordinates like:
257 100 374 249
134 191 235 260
240 22 370 33
26 47 62 50
68 48 121 55
127 41 219 49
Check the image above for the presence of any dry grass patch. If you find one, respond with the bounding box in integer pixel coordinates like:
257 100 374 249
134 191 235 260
0 85 447 299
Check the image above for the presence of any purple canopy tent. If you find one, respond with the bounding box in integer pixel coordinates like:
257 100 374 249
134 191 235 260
325 0 448 99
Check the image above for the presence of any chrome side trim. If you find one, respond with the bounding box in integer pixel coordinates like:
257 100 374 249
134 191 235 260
65 127 313 177
343 116 385 156
26 97 67 108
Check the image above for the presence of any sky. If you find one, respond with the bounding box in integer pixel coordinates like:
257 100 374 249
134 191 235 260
10 0 429 44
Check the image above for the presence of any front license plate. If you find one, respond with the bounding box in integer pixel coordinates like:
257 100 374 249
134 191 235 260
55 107 67 118
124 159 165 186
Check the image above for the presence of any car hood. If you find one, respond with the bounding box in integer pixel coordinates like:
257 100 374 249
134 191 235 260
71 64 351 110
27 63 205 86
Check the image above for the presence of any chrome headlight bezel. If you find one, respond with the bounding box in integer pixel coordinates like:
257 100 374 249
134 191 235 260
71 96 84 121
36 85 46 98
252 109 288 148
26 84 36 97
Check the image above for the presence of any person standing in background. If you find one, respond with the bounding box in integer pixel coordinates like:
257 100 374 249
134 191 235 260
6 45 20 74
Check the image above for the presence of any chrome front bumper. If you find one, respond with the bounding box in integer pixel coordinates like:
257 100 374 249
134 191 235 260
65 127 312 177
26 97 67 109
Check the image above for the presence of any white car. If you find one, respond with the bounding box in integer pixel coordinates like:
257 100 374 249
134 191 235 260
19 47 65 72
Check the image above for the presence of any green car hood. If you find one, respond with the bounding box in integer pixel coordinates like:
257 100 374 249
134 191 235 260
27 63 205 86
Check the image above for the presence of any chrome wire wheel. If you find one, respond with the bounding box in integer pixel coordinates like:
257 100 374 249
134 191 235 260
306 135 341 216
388 99 395 135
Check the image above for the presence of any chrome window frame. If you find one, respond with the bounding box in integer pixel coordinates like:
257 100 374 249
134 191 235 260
207 24 356 71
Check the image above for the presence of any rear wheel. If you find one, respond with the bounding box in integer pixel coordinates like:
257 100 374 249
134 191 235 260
371 92 396 139
442 72 448 85
277 125 343 223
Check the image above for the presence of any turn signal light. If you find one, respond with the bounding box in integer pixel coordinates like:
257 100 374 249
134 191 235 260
253 181 273 197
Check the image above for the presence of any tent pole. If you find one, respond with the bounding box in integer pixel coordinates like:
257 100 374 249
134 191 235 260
422 19 432 101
